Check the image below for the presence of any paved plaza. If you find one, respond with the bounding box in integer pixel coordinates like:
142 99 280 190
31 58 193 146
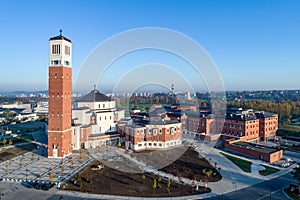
0 150 91 184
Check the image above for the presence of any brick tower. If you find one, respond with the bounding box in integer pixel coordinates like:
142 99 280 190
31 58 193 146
48 30 72 158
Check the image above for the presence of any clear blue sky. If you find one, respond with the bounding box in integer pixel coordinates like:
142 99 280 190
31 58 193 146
0 0 299 92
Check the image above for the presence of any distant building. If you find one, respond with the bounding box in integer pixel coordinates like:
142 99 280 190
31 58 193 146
34 101 48 116
1 103 32 113
186 90 191 100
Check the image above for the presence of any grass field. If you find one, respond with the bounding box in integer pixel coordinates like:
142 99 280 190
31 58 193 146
277 125 300 137
121 103 171 115
220 152 252 173
284 188 300 200
0 134 34 148
259 165 280 176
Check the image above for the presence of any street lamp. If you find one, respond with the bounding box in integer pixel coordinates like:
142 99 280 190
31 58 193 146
26 168 29 182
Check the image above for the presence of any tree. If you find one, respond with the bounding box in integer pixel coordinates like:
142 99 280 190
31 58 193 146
8 139 13 145
3 109 15 123
167 179 171 193
2 138 7 146
157 176 162 188
40 114 46 122
90 174 93 192
165 96 169 104
202 169 213 177
155 96 159 104
70 159 74 169
61 165 64 176
49 172 53 181
79 154 84 162
114 97 122 108
152 178 157 192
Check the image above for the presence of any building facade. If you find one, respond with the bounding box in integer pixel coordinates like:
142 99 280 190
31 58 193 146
48 31 73 158
255 111 278 141
118 110 183 151
72 89 124 150
224 139 283 163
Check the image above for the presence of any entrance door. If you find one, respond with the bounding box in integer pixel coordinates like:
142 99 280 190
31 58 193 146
53 149 58 158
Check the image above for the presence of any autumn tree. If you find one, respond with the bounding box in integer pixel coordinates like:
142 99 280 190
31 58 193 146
2 138 7 146
49 172 53 181
152 178 157 193
157 176 162 188
167 179 171 193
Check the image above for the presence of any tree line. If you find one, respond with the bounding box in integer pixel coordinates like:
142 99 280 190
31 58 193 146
227 100 300 124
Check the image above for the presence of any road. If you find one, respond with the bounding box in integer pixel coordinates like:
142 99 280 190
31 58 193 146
207 172 294 200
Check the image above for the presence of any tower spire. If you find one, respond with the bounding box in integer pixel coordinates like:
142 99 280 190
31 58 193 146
59 29 62 36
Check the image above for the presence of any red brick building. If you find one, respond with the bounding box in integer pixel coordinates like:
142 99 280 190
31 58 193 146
222 111 260 143
224 139 283 163
48 31 73 158
118 115 182 151
255 111 278 141
180 108 278 143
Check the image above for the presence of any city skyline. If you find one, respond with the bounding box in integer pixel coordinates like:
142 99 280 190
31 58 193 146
0 0 299 92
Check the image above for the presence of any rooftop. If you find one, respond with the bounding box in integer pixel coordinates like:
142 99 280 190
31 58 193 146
77 89 111 102
232 142 279 154
49 30 71 43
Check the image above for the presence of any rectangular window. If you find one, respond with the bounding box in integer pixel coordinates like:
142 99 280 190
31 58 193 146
65 61 70 66
65 45 70 55
170 127 174 134
152 129 157 135
53 60 59 65
52 44 61 55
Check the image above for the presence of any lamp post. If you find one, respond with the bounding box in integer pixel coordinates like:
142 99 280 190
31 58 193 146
25 168 28 182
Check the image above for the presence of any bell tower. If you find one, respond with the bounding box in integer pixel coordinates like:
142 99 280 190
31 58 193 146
48 30 72 158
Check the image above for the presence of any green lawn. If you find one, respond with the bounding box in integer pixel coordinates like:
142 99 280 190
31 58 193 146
120 103 171 115
259 165 280 176
284 188 300 200
277 125 300 137
0 134 34 148
220 152 252 173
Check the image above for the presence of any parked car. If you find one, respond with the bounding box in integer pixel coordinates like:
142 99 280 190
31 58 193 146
34 182 45 189
41 182 55 191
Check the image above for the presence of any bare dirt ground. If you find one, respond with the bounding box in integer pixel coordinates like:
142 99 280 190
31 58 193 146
63 160 211 197
0 143 37 163
160 147 222 182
